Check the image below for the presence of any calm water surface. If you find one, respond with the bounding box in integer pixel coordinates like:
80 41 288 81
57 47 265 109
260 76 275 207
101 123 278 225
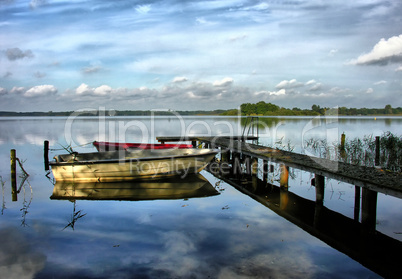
0 115 401 278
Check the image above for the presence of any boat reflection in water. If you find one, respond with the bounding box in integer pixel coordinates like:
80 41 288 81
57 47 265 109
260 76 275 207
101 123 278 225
50 173 219 201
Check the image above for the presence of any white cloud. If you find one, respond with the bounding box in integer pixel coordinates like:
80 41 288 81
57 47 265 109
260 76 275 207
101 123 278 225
10 87 25 94
366 88 374 94
271 89 286 96
30 0 47 9
24 85 57 97
306 80 322 91
255 89 286 96
172 76 188 83
75 84 112 96
82 65 102 74
395 66 402 72
374 80 387 85
350 34 402 66
76 83 93 95
0 87 7 95
213 77 233 87
253 2 270 11
94 85 112 95
135 4 151 14
195 17 216 26
275 79 303 89
187 91 201 99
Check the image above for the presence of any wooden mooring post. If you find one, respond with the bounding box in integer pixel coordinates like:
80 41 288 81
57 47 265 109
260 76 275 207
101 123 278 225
340 133 346 150
10 149 17 201
44 140 49 171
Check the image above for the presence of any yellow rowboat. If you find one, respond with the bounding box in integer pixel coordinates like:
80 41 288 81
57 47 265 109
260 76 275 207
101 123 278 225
49 148 219 182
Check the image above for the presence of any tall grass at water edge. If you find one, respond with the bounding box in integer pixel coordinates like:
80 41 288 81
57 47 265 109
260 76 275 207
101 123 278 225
304 132 401 172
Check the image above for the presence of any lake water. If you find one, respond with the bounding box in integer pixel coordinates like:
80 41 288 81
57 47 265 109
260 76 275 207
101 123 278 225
0 115 401 278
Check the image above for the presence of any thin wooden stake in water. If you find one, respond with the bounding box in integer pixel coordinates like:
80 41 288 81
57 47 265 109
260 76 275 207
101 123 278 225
44 140 49 171
10 149 17 201
340 133 346 151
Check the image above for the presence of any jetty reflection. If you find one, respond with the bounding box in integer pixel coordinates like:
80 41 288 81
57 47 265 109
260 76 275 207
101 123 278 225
50 174 219 201
208 165 402 279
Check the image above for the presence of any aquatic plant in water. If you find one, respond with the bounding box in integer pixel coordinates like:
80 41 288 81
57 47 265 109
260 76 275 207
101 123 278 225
379 132 402 172
305 132 401 172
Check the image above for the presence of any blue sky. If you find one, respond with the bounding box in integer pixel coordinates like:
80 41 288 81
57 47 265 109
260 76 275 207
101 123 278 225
1 0 402 112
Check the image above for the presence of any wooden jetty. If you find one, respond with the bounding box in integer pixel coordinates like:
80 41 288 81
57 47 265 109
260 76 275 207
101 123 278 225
157 136 402 198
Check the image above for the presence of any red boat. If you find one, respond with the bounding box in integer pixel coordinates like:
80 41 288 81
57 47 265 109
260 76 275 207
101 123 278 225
93 141 193 151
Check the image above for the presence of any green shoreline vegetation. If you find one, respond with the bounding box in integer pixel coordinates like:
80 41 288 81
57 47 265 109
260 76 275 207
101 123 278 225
0 102 401 117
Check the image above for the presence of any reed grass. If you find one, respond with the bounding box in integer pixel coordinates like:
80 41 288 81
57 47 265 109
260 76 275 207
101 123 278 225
305 132 401 172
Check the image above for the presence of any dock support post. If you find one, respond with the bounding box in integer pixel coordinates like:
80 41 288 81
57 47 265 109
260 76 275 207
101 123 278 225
315 174 325 205
354 186 361 221
279 164 289 188
262 160 268 183
361 188 378 231
44 140 49 171
10 149 17 201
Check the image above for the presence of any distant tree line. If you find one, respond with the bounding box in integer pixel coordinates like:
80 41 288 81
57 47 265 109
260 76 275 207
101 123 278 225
221 101 402 116
337 104 402 116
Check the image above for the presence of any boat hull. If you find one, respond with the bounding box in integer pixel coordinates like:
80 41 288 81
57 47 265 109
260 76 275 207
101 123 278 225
50 149 218 182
